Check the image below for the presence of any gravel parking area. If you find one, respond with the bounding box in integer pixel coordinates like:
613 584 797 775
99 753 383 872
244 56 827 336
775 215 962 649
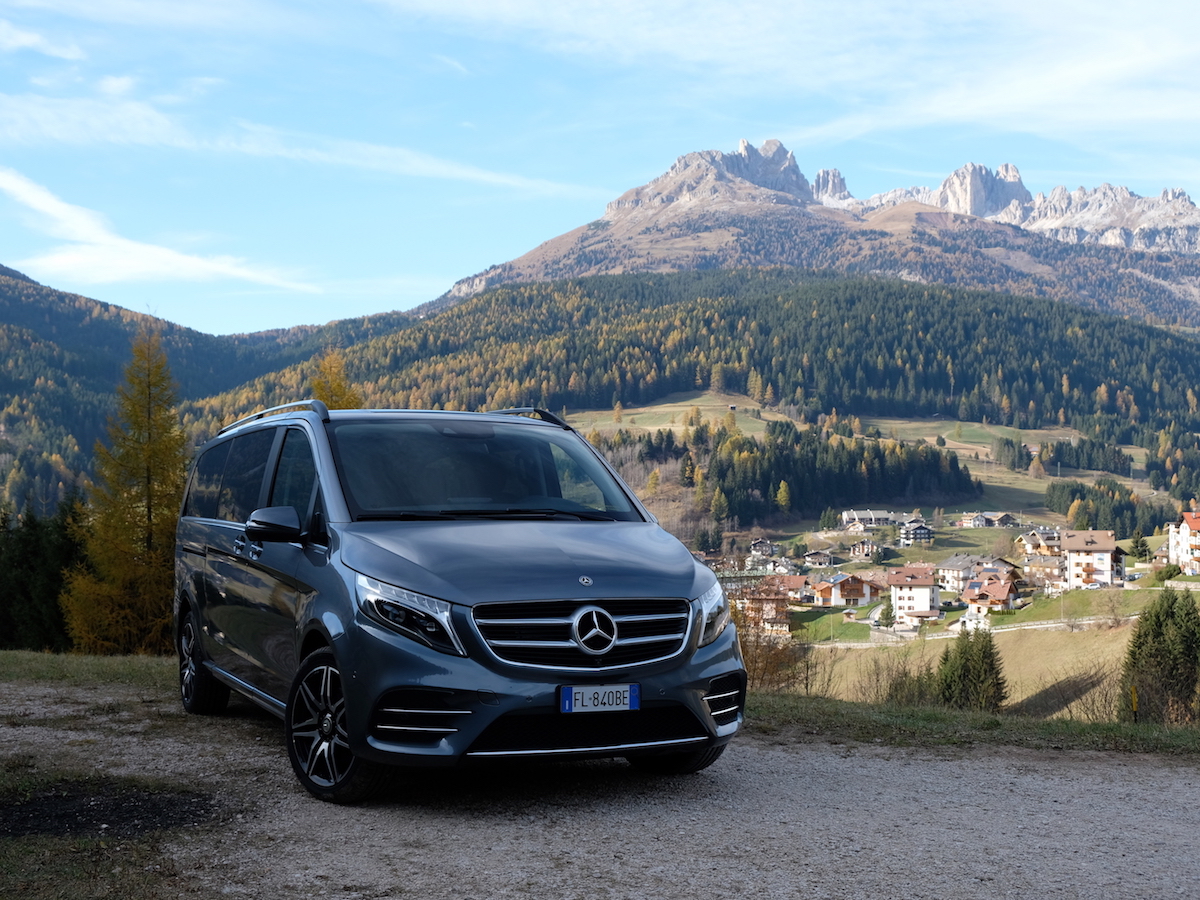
3 679 1199 899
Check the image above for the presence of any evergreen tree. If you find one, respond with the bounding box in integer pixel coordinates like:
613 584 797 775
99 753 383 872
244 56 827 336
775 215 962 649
710 487 730 523
1122 587 1200 723
310 348 364 409
938 628 1008 712
819 507 840 530
60 331 188 654
0 498 84 651
1130 529 1150 562
877 595 896 629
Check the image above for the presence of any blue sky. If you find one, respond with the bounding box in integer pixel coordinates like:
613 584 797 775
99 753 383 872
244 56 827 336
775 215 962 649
0 0 1196 335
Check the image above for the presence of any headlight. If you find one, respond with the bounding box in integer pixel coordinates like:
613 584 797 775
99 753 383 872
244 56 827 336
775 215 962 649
696 581 730 647
356 574 465 656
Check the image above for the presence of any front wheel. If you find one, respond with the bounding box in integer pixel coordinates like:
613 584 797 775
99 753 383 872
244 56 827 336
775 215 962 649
285 649 385 803
626 744 726 775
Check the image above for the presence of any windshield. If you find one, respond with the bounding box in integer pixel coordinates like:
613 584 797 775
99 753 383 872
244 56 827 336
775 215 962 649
327 418 642 522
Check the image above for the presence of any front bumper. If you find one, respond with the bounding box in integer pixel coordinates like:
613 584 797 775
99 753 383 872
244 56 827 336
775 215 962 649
340 617 745 767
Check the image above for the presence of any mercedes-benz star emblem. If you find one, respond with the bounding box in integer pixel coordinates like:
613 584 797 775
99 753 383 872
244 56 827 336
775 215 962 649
571 606 618 656
578 575 593 586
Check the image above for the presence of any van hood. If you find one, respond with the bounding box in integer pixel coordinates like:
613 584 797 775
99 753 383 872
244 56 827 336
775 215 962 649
337 520 703 606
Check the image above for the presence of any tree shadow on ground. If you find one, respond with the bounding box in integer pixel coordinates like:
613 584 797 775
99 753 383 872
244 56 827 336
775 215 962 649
1008 669 1108 718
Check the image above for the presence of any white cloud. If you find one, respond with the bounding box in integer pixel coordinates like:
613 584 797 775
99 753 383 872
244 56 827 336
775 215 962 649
0 92 604 196
3 0 299 30
372 0 1200 151
0 92 193 145
97 74 136 96
0 18 83 58
0 166 318 291
218 124 609 198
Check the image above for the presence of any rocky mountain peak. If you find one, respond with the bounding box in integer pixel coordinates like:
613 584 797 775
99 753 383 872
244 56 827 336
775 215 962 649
605 139 813 216
935 162 1033 218
814 168 853 204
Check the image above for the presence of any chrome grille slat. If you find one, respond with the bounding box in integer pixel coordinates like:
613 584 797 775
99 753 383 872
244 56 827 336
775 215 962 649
376 725 460 734
473 597 693 670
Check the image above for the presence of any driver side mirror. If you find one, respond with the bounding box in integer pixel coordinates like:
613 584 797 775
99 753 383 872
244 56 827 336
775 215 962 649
245 506 303 542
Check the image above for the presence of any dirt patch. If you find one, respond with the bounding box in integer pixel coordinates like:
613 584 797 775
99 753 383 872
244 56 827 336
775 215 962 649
1 777 215 838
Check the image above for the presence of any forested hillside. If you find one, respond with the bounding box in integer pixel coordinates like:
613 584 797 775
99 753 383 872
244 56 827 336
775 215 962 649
183 268 1200 448
9 265 1200 516
439 204 1200 327
0 270 413 509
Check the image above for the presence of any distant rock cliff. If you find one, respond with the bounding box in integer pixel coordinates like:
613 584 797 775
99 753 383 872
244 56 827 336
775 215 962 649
441 140 1200 324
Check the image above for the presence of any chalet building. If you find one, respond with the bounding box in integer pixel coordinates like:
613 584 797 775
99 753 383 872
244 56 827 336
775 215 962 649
958 511 1018 528
1023 554 1065 588
898 519 934 546
886 565 941 628
936 554 1018 594
1167 512 1200 576
985 512 1019 528
733 585 792 638
1061 530 1124 589
803 549 833 567
749 537 778 558
810 573 882 607
839 509 894 529
1015 529 1061 558
961 576 1019 616
849 538 880 559
759 574 809 602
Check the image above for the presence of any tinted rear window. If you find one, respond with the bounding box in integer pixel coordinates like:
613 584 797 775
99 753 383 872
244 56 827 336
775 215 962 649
184 440 232 519
217 428 278 523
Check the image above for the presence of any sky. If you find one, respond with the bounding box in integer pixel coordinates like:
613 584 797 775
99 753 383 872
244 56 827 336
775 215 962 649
0 0 1197 335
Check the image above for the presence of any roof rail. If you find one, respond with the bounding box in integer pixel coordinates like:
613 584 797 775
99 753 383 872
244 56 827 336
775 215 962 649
219 399 331 435
490 407 572 429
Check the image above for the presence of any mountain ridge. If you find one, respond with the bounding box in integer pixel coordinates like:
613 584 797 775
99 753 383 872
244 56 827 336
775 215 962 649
441 140 1200 320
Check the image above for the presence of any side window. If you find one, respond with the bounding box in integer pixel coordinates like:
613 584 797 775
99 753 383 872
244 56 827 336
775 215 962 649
217 428 278 523
184 440 232 519
268 428 318 526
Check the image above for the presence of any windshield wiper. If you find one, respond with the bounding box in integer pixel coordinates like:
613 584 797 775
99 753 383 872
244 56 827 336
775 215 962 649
355 512 457 521
438 508 617 521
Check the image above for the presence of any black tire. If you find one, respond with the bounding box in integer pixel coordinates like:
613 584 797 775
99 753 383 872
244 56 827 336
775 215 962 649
178 607 230 715
627 744 726 775
285 649 386 804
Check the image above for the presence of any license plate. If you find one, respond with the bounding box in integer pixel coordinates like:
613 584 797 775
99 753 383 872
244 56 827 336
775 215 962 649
560 684 640 713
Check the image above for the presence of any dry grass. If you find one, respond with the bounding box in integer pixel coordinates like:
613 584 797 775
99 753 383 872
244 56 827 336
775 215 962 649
825 623 1134 722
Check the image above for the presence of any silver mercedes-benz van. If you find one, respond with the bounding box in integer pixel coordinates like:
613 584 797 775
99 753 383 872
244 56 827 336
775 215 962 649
174 401 745 802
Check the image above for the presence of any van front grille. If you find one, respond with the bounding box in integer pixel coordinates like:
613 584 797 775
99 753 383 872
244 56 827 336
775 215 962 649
472 598 691 670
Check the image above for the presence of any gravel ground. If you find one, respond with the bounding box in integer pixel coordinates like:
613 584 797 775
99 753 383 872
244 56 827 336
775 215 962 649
3 679 1200 899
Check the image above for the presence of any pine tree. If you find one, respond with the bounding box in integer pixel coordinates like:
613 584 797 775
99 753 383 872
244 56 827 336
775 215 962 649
710 487 729 523
310 348 364 409
60 331 188 654
1122 587 1200 723
877 596 896 629
1130 529 1150 562
938 628 1008 712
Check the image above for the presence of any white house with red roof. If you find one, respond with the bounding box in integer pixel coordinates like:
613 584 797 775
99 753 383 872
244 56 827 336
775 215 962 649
885 565 941 628
1168 512 1200 576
